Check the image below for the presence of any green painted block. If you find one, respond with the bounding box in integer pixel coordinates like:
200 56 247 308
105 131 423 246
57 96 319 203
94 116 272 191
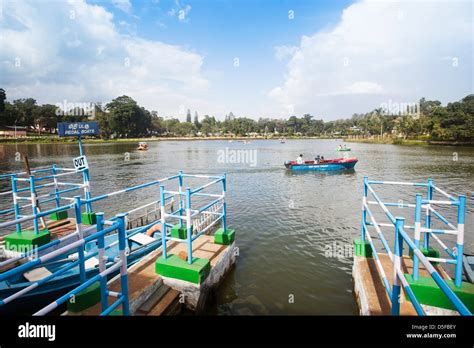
404 274 474 312
50 210 68 221
5 230 50 251
214 228 235 245
81 212 97 225
354 239 372 258
170 224 191 239
110 310 123 316
67 281 101 313
156 254 210 284
409 247 440 265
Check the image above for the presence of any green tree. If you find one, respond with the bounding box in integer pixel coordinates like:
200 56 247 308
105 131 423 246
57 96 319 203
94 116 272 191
194 111 200 130
33 104 58 134
13 98 37 129
0 88 6 114
105 95 151 137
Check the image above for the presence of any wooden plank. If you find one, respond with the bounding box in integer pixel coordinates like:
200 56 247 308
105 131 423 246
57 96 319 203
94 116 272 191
147 289 180 316
137 280 169 314
354 253 451 315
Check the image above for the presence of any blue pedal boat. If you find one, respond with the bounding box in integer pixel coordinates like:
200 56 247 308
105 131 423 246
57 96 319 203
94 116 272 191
284 157 358 171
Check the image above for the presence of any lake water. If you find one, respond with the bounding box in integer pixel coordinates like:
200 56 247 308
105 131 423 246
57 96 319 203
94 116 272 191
0 139 473 315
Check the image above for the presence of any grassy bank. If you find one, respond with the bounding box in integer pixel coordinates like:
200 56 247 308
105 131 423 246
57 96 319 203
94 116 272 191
345 137 474 146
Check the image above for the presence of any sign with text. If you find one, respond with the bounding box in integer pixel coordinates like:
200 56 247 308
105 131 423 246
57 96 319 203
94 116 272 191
73 155 89 171
57 122 99 137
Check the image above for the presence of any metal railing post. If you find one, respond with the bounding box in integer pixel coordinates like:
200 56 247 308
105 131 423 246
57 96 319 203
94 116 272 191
392 217 405 315
424 179 433 249
11 175 21 233
29 175 39 234
455 195 466 287
83 168 93 213
159 185 168 259
413 194 422 280
178 171 184 228
74 196 86 283
52 164 60 208
96 212 108 312
186 188 193 264
361 176 369 241
116 213 130 315
222 174 227 232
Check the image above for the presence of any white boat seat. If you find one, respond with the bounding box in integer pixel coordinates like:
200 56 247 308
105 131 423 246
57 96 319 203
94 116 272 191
129 233 155 246
85 257 99 269
68 253 99 269
24 267 52 282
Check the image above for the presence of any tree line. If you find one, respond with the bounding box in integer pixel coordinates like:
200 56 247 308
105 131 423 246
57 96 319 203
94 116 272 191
0 89 472 141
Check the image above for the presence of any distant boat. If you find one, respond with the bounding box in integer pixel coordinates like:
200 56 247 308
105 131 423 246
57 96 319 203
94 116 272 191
284 157 358 171
336 146 351 152
137 142 149 151
280 138 286 143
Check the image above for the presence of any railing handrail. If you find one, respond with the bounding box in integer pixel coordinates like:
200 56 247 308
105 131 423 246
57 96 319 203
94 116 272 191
396 223 471 315
361 177 470 316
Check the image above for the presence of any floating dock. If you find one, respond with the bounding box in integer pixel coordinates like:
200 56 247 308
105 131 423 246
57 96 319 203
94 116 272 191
70 234 236 315
353 253 454 315
353 178 473 316
0 152 235 316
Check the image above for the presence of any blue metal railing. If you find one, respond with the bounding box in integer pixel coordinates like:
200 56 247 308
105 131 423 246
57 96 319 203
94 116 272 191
0 198 129 315
361 177 471 316
0 164 89 235
159 173 227 264
1 169 228 315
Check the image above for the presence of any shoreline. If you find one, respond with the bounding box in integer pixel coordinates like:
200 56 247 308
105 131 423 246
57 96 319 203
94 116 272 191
0 135 473 146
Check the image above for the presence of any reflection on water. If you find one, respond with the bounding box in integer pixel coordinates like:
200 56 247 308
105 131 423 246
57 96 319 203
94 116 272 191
0 140 473 315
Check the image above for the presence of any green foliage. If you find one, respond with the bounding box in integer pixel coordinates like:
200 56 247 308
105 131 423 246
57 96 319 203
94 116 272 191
0 88 472 141
105 96 151 138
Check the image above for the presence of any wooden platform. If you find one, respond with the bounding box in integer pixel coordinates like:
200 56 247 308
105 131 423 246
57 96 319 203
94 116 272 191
0 218 78 244
0 218 81 273
72 234 229 316
353 253 450 315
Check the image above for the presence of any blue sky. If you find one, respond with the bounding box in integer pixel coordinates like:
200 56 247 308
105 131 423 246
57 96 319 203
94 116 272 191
1 0 472 120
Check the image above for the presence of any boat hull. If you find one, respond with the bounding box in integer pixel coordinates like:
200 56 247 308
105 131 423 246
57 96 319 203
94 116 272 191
285 158 358 171
0 232 162 315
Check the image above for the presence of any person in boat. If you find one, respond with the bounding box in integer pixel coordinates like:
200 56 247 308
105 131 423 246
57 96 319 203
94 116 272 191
343 144 347 149
315 155 320 164
338 145 342 150
321 156 325 161
296 154 304 164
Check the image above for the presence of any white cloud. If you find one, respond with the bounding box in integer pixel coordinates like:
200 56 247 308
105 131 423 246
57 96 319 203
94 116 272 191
0 0 211 118
274 45 298 61
269 0 473 119
112 0 132 13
